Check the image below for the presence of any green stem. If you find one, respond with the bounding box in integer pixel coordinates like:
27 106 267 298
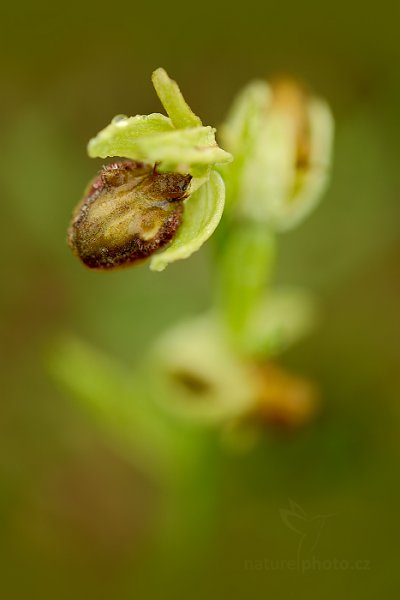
216 220 276 352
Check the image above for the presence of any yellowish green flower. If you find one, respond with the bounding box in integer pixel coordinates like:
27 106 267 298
69 68 232 271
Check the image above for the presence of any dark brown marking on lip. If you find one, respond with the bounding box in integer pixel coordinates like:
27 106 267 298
68 160 191 270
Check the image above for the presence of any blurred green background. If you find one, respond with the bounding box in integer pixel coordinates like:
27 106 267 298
1 0 400 597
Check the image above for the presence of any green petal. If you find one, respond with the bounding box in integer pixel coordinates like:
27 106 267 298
135 126 232 167
220 80 270 156
152 67 202 129
88 114 231 173
276 98 334 230
150 170 225 272
219 81 270 209
87 113 174 159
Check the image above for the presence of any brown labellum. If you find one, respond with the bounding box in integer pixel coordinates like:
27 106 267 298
68 160 192 269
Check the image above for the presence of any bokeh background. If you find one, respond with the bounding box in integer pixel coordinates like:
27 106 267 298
2 1 400 597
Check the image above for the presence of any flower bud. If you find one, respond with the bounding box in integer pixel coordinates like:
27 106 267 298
68 160 191 269
221 78 333 230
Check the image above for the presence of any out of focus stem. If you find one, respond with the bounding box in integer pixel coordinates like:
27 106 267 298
216 220 276 352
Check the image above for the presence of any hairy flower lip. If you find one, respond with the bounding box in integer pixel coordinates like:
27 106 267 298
68 160 192 270
82 160 152 204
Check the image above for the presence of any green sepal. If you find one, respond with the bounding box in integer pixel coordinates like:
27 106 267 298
152 67 202 129
150 170 225 271
88 117 231 175
87 113 173 158
240 288 318 358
